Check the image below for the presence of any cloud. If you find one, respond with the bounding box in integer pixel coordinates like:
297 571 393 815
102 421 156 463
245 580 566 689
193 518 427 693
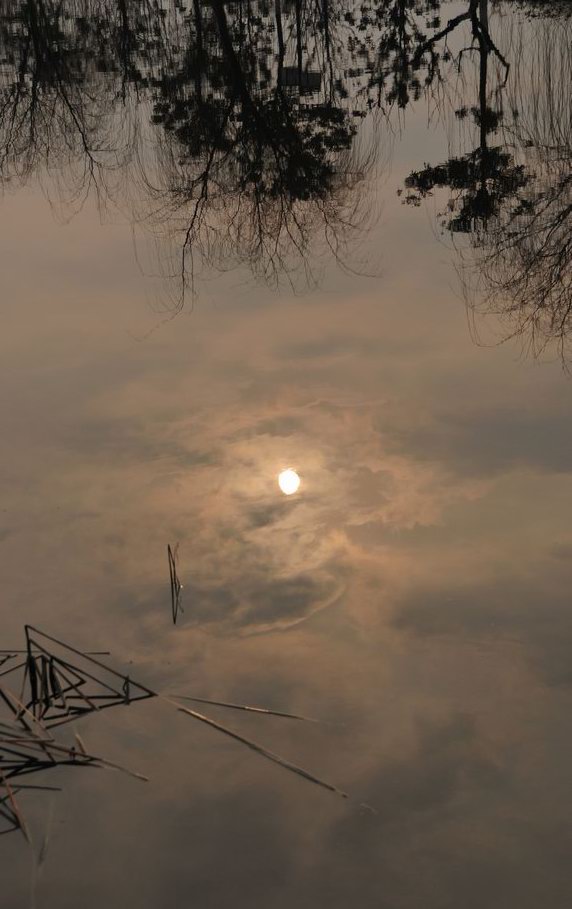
60 417 220 467
384 405 572 476
392 568 572 687
164 568 345 635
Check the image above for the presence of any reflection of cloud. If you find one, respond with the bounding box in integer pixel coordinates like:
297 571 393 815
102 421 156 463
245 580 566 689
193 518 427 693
26 696 562 909
4 71 572 906
232 416 304 440
332 712 505 822
385 405 572 477
393 568 572 688
62 417 220 467
275 336 380 362
3 306 572 908
181 570 344 635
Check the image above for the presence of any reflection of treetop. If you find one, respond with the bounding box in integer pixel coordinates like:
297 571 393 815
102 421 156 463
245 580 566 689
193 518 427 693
2 0 567 320
0 1 373 293
0 0 470 295
401 0 572 364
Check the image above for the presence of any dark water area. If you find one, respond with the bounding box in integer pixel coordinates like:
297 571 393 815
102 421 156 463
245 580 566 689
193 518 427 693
0 1 571 906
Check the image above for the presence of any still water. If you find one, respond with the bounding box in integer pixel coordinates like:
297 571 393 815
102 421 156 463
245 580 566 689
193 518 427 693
1 1 571 906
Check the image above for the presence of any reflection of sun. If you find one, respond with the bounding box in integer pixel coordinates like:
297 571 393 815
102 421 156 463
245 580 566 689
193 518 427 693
278 469 300 496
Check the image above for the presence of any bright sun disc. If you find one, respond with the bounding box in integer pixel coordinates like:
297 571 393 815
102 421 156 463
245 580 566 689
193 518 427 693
278 469 300 496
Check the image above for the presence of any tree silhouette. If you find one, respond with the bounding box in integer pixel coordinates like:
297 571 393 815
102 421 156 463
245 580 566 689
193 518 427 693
141 0 377 296
0 0 378 298
0 0 567 332
468 10 572 360
402 0 572 362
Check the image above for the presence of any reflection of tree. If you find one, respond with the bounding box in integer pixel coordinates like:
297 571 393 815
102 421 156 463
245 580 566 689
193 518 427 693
0 0 100 195
144 0 373 296
7 0 518 300
0 0 146 210
402 0 572 362
515 0 572 17
0 0 377 298
1 0 568 330
403 0 522 232
470 13 572 359
0 0 511 301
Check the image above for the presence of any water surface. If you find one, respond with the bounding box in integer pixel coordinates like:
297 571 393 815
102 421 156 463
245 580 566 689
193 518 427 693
1 2 572 906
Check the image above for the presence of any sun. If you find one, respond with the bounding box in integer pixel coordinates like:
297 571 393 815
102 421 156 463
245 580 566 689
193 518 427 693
278 468 301 496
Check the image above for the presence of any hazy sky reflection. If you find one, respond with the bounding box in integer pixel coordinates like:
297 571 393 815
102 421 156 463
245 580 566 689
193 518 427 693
2 9 572 905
